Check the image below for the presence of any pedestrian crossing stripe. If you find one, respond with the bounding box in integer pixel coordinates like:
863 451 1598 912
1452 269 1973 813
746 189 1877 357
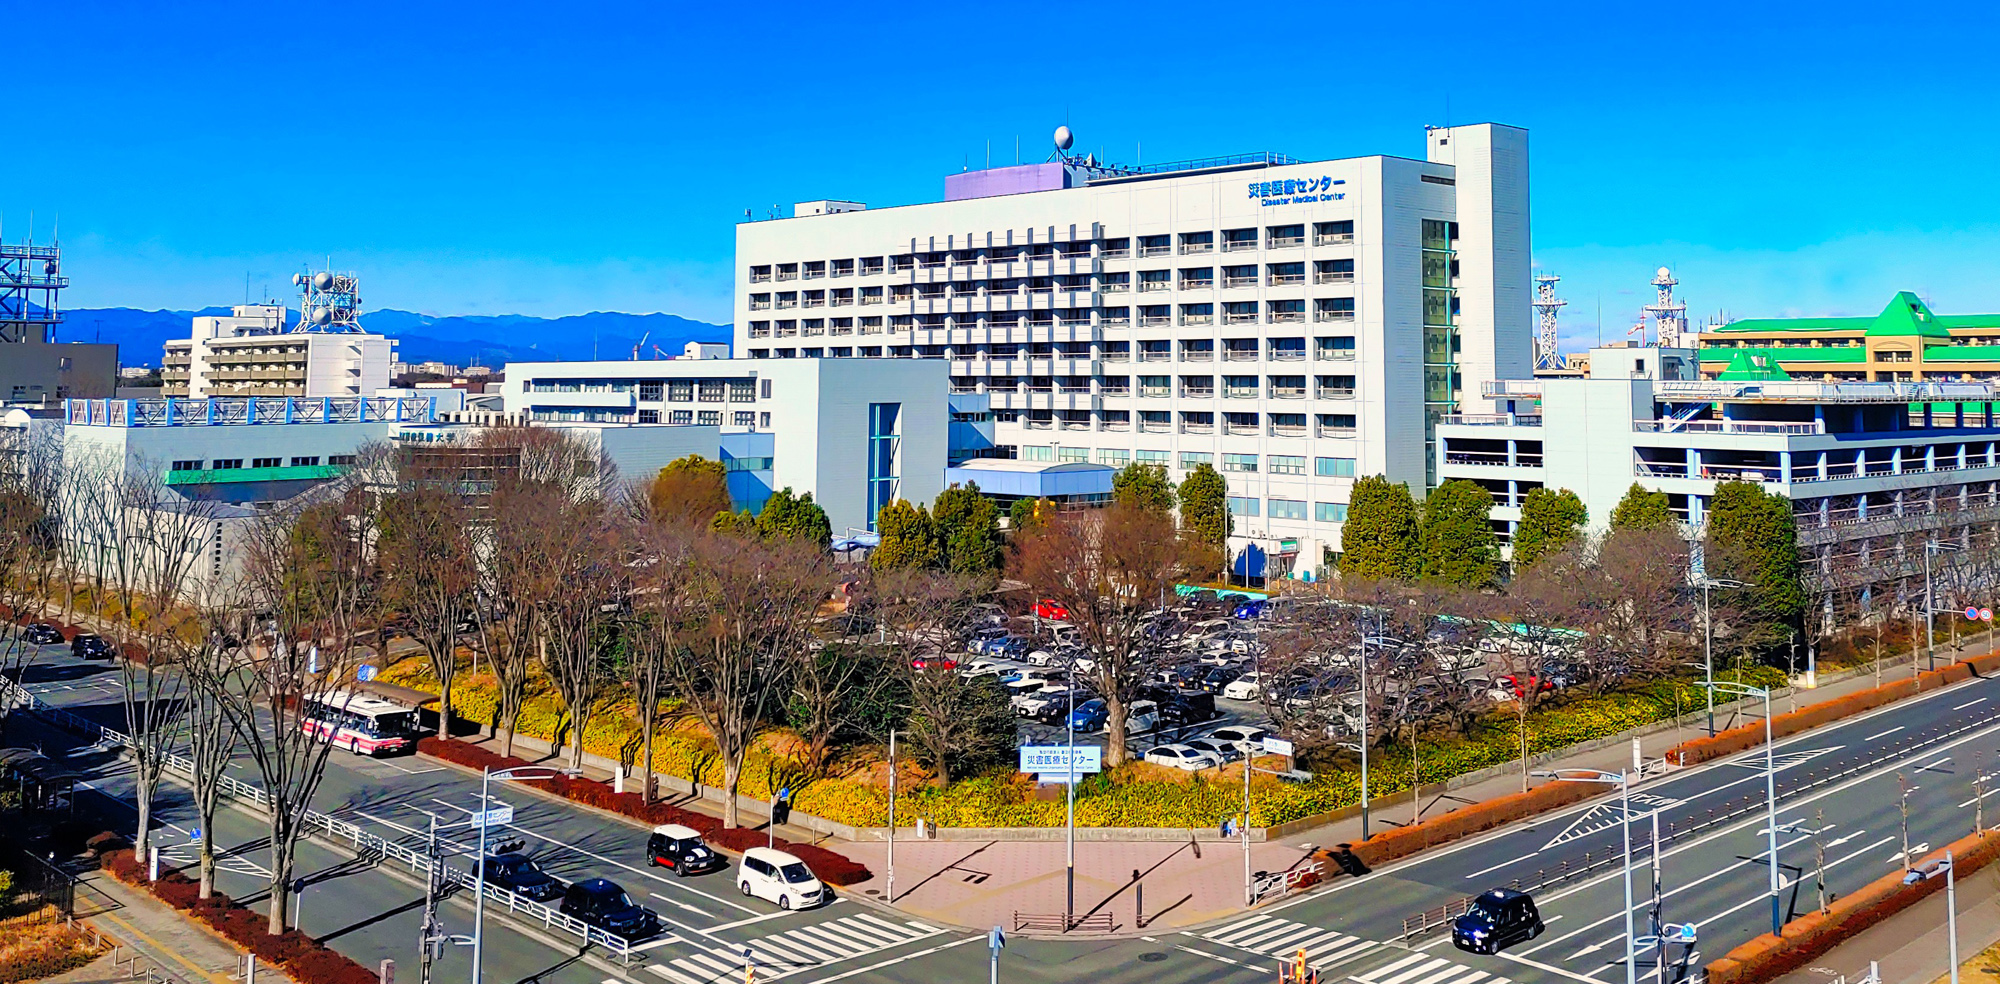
1196 914 1381 969
1354 951 1512 984
647 914 944 983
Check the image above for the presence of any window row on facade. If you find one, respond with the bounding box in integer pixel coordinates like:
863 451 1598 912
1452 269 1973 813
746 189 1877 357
952 374 1358 399
746 260 1356 308
745 299 1356 338
746 223 1358 283
522 378 773 403
996 408 1357 438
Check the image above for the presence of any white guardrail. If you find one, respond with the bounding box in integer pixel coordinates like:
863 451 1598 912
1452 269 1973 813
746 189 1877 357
0 675 643 962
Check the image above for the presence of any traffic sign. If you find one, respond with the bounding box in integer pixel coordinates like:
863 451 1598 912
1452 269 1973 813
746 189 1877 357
1983 609 1993 623
989 927 1005 951
357 664 379 682
1019 745 1102 777
469 806 514 828
1967 607 1980 621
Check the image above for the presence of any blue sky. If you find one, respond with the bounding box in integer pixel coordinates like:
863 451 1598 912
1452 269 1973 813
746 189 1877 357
12 0 2000 343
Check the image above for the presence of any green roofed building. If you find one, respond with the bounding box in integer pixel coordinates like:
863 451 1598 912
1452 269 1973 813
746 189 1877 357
1698 292 2000 382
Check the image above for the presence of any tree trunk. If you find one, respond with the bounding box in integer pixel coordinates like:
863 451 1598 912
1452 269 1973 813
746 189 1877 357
721 757 741 828
198 842 215 899
501 722 516 758
267 816 289 935
641 710 656 805
1104 693 1128 767
133 775 153 858
569 707 586 770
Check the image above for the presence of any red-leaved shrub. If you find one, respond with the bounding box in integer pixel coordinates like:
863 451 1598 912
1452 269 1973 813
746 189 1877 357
417 738 874 885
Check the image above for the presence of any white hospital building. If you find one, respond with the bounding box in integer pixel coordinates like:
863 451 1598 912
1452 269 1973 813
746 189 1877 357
733 123 1531 574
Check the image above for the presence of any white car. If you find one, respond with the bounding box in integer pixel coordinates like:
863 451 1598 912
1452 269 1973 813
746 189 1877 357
1025 649 1057 666
1108 699 1160 735
958 659 1007 679
1222 672 1267 701
736 847 827 910
1011 682 1068 712
1206 725 1269 754
1145 744 1222 771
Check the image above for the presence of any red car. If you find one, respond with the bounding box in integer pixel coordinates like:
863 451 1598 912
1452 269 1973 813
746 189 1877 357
1490 675 1557 700
1031 599 1071 621
911 655 959 671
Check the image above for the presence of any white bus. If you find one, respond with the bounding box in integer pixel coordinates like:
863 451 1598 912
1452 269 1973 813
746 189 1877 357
302 689 422 756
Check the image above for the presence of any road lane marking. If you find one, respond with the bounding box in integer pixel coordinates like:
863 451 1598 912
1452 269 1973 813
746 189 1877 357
1198 914 1381 969
1691 835 1892 930
1462 851 1538 879
1957 698 1989 711
1175 945 1241 965
1863 726 1905 741
1522 833 1815 955
1492 948 1612 984
794 933 984 984
706 909 799 932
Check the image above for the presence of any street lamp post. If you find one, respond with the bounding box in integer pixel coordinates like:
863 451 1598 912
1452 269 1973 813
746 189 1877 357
1689 571 1749 736
1707 680 1780 936
887 729 898 904
1536 768 1636 984
1065 682 1076 928
473 766 574 984
1925 539 1963 671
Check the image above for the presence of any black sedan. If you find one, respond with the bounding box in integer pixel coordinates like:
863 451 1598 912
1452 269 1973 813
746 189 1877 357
475 853 564 902
559 878 661 940
22 623 63 645
72 633 117 660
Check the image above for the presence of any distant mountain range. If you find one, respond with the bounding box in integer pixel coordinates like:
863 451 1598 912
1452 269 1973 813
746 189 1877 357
55 307 733 369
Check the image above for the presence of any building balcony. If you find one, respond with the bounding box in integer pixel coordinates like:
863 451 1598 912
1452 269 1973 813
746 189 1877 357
775 300 799 310
1269 423 1306 438
1101 248 1131 260
1023 419 1053 430
1223 276 1258 289
1180 315 1213 326
1100 386 1130 398
1268 274 1305 286
1269 387 1306 399
1317 425 1357 439
1138 351 1172 362
1225 312 1259 325
1180 388 1215 399
1102 316 1132 328
1181 422 1214 435
1222 240 1259 252
1138 419 1172 433
1139 282 1171 292
1315 233 1355 246
1316 387 1357 400
1222 350 1259 362
1102 283 1130 293
1224 388 1258 400
1269 351 1306 362
1139 245 1172 257
1139 315 1172 328
1138 386 1169 398
1222 422 1259 436
1438 413 1542 427
1315 311 1357 323
1101 421 1130 432
1058 419 1092 431
1316 272 1356 285
776 272 799 282
1180 243 1214 255
1180 351 1213 362
1268 236 1304 249
1180 280 1214 291
750 273 772 284
1269 312 1305 324
1317 349 1356 361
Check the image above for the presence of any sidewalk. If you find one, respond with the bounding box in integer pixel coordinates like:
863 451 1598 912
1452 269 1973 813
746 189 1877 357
1771 852 2000 984
66 866 297 984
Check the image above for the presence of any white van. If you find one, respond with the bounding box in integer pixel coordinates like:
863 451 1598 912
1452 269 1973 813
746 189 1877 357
735 847 827 910
1111 699 1159 735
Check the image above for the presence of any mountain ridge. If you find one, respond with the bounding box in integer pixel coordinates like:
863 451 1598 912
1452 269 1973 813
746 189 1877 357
56 307 734 369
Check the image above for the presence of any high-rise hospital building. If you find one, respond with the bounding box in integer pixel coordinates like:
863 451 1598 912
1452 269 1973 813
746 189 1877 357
733 124 1530 568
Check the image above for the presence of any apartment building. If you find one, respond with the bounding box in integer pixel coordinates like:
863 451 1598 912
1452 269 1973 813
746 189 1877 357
733 123 1532 574
161 304 396 399
1441 342 2000 606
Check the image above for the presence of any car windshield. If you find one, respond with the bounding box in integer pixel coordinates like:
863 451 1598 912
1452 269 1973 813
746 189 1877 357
600 888 634 908
780 863 815 884
1466 901 1501 923
368 712 420 737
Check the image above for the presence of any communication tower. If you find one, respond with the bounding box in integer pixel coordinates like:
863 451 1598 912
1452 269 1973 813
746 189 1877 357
291 268 364 333
1644 266 1689 348
1532 273 1566 370
0 228 65 345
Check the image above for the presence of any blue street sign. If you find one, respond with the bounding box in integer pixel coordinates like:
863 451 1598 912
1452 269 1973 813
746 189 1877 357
989 927 1005 951
777 787 790 802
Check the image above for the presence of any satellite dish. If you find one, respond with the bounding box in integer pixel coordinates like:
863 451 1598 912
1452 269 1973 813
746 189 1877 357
1657 266 1672 278
292 273 305 286
1053 126 1074 152
313 272 335 291
313 308 333 326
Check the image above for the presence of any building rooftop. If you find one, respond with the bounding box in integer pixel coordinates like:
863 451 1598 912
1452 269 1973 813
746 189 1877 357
1709 292 2000 338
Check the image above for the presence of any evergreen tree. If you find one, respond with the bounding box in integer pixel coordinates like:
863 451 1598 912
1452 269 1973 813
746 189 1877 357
1008 496 1052 534
1111 463 1177 514
1511 487 1588 570
931 483 1002 576
1421 480 1499 587
871 499 942 572
1609 483 1675 532
1177 462 1231 543
1338 475 1420 582
711 507 758 537
755 488 832 548
647 454 732 527
1706 479 1804 628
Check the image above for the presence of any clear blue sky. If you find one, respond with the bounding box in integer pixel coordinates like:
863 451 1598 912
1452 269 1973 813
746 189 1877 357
12 0 2000 340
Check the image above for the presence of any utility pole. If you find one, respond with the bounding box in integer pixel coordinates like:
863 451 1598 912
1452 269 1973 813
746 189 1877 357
886 730 898 903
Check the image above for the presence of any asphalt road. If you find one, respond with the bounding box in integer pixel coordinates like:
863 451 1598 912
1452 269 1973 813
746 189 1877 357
14 632 2000 984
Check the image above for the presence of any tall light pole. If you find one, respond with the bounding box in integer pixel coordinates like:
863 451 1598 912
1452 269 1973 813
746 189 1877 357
1905 853 1959 984
1689 570 1749 736
1708 680 1780 935
473 766 574 984
1065 681 1076 929
1537 769 1635 984
887 730 899 903
1925 539 1963 671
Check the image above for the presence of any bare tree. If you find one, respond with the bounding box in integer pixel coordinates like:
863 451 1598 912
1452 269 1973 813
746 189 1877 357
0 458 55 735
1008 503 1195 766
874 569 1012 785
376 480 478 737
658 528 832 827
216 489 378 933
1482 551 1587 790
179 610 244 899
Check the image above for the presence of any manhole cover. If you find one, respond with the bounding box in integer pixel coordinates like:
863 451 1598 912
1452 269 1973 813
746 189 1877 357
1139 953 1169 963
863 888 880 896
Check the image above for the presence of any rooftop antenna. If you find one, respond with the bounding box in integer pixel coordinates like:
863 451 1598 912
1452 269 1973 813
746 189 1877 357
1644 266 1688 347
1532 273 1566 371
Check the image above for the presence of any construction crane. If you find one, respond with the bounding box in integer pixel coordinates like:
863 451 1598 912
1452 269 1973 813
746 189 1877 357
631 330 651 360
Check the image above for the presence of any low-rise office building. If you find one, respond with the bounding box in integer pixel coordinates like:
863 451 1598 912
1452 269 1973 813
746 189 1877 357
1696 292 2000 383
161 303 396 399
1440 342 2000 605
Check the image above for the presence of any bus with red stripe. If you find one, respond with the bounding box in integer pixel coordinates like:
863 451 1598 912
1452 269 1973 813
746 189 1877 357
302 690 422 757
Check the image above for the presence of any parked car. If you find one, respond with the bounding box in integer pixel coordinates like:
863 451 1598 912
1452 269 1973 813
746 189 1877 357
957 659 1007 679
735 847 827 910
1067 697 1155 734
645 824 725 877
1221 672 1267 701
1118 700 1161 735
1002 668 1068 693
1205 725 1269 755
1182 737 1243 764
964 628 1007 654
1019 687 1084 722
1010 682 1069 713
72 633 117 660
22 623 62 645
559 878 661 940
1144 744 1221 771
1489 675 1557 702
1197 665 1243 694
1067 698 1110 733
1452 888 1545 954
1141 687 1217 725
475 853 564 901
988 636 1033 660
1231 599 1268 619
910 655 959 671
1031 599 1071 621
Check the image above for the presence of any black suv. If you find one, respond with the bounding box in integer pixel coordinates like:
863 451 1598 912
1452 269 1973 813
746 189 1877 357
22 623 63 645
646 824 725 877
1452 887 1545 954
559 878 661 940
72 634 116 660
475 853 563 902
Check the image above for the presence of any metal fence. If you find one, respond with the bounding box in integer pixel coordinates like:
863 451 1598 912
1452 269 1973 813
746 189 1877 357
0 675 643 963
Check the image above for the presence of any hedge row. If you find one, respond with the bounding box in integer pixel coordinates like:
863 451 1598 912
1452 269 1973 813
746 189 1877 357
1667 653 2000 767
1706 827 2000 984
1349 780 1595 869
415 737 874 886
0 908 108 983
100 848 377 984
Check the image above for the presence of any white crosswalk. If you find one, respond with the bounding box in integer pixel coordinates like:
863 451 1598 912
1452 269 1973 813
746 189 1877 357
1354 951 1514 984
647 913 945 984
1196 913 1382 970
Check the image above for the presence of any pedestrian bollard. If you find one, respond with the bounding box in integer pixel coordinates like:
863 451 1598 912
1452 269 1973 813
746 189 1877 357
379 959 394 984
148 845 158 882
245 953 256 984
1133 869 1143 925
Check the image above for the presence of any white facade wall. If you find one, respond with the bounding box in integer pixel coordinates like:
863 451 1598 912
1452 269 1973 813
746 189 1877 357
732 124 1531 565
499 358 950 535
